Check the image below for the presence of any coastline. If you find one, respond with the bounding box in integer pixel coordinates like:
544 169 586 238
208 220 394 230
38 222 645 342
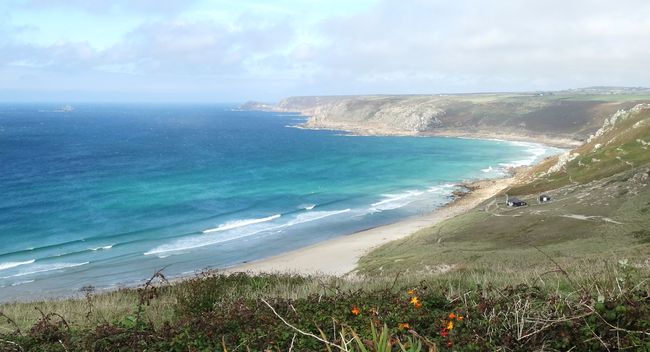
0 112 562 303
226 117 563 277
296 120 580 149
227 177 514 276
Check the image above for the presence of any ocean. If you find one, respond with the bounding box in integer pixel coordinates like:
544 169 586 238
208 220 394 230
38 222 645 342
0 104 560 301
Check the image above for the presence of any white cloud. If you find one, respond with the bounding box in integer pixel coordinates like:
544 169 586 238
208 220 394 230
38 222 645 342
303 0 650 93
22 0 196 15
1 0 650 101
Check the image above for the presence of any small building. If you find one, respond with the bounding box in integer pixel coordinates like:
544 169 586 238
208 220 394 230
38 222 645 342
506 197 527 207
539 194 552 203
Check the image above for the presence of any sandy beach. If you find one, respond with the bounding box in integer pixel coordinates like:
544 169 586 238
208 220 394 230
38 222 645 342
228 177 514 276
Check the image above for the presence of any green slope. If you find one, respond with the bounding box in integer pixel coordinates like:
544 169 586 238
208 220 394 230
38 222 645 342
359 105 650 276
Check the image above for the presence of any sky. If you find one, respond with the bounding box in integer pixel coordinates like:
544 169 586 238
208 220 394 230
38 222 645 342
1 0 649 103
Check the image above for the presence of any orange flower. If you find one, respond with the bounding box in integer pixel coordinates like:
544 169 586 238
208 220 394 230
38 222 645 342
351 306 360 316
457 315 464 321
398 323 410 330
448 312 456 320
414 301 422 308
407 289 416 295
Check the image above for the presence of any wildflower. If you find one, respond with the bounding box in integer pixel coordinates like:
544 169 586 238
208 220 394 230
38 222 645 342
351 306 360 316
448 312 456 320
407 289 416 295
409 296 423 308
398 322 410 330
447 341 454 347
446 321 454 331
440 329 449 337
457 315 463 321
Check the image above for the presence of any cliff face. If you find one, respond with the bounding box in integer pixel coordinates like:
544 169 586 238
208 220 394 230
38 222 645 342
511 103 650 194
249 90 650 146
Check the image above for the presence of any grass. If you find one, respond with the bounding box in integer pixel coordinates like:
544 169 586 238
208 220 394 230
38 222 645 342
283 91 650 140
509 105 650 195
0 265 648 351
1 103 649 350
358 163 650 278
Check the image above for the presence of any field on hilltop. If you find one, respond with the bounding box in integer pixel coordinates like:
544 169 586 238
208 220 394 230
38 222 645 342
250 87 650 145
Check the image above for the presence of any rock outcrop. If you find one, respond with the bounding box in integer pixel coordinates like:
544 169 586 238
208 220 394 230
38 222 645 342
242 90 650 147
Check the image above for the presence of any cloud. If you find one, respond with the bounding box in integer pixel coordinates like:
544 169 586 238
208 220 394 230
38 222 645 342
2 0 650 101
304 0 650 92
22 0 196 15
0 18 296 74
0 15 300 101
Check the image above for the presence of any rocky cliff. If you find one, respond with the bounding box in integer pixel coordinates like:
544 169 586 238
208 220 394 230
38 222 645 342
245 88 650 147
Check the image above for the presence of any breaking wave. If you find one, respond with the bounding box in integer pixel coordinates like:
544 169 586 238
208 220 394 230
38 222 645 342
202 214 281 234
0 259 35 271
145 209 351 256
0 262 90 279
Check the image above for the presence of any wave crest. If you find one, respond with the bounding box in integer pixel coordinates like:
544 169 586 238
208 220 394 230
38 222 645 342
203 214 281 234
0 259 36 272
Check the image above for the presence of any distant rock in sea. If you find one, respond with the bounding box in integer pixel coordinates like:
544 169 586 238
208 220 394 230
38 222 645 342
54 105 74 112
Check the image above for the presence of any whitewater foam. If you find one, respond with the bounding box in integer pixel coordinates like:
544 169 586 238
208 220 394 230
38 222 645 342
284 209 351 227
427 184 456 193
0 259 35 271
90 245 113 251
146 209 352 256
0 261 90 279
370 190 424 212
499 141 554 168
10 279 34 287
203 214 281 234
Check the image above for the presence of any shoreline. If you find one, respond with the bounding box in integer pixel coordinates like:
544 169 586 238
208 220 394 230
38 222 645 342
0 125 560 303
226 118 561 276
295 121 580 149
226 177 514 276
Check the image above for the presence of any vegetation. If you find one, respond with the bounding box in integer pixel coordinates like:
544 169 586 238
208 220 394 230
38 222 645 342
511 105 650 194
359 165 650 278
1 101 649 351
270 89 650 141
1 266 648 351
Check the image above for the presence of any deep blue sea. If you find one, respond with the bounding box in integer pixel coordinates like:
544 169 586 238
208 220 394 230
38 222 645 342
0 104 559 301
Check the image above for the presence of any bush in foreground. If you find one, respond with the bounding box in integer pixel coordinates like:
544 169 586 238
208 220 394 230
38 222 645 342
1 265 649 351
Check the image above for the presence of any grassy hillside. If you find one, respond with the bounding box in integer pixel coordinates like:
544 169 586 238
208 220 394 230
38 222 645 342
1 266 648 351
510 104 650 194
359 104 650 277
358 165 650 276
2 101 649 351
270 89 650 142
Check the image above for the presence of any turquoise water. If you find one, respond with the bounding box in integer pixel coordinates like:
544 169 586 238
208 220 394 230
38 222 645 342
0 104 559 300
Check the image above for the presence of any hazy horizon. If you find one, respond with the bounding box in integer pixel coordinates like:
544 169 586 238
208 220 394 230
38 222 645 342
1 0 650 103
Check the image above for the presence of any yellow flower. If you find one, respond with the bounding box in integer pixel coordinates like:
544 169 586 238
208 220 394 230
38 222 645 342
409 296 423 308
446 321 454 331
407 289 416 295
